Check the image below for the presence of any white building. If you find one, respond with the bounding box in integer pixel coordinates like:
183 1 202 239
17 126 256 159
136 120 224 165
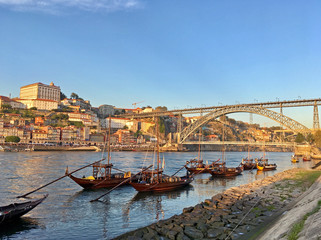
101 117 130 129
16 99 58 111
67 112 98 127
0 96 26 109
20 82 60 101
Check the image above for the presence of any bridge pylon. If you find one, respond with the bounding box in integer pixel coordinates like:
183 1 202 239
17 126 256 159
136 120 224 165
314 101 320 130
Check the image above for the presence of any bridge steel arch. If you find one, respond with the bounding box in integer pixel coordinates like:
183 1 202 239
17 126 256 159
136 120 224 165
179 105 311 143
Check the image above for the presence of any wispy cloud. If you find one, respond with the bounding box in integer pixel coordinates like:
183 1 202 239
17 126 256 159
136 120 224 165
0 0 143 14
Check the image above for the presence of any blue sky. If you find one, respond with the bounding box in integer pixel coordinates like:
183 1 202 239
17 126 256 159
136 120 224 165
0 0 320 128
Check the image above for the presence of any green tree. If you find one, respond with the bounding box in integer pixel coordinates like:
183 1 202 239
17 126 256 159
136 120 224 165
29 107 37 110
295 133 305 143
5 136 20 143
155 106 168 112
60 91 67 100
1 104 12 109
134 130 142 138
68 121 84 127
70 92 79 99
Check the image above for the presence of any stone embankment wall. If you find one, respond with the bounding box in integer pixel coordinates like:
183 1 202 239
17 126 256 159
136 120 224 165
184 144 293 152
115 169 316 240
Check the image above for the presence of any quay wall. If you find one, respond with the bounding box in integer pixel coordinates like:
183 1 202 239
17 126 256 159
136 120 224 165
184 144 294 152
115 169 319 240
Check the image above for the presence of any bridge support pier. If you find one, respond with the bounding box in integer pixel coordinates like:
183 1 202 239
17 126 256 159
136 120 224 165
314 101 320 130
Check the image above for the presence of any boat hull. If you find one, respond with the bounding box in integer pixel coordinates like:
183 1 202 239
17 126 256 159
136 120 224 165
257 164 277 171
130 178 192 192
69 175 130 189
0 194 48 224
210 167 242 177
185 167 212 174
242 163 257 170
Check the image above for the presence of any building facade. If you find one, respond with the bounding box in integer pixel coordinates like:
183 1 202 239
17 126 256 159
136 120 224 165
20 82 60 101
16 99 58 111
0 96 26 109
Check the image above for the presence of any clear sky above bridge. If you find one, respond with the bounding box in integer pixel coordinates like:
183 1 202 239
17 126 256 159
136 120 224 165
0 1 320 128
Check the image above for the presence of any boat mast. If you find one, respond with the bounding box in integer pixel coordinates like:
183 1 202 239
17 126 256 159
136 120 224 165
156 117 160 182
222 115 225 164
198 127 201 161
107 116 112 176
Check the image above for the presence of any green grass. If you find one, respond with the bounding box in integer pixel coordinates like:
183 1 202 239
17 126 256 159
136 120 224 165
287 200 321 240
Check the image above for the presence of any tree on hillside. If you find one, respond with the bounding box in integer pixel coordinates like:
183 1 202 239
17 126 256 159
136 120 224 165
5 136 20 143
60 91 67 100
295 133 305 143
1 104 12 109
70 92 79 99
155 106 168 112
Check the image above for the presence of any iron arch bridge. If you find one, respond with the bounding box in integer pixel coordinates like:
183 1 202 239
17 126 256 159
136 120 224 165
179 105 311 144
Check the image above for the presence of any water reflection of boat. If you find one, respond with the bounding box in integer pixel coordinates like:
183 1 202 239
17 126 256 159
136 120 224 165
0 194 48 225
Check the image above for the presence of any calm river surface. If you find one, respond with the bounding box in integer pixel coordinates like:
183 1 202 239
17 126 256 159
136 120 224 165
0 151 312 239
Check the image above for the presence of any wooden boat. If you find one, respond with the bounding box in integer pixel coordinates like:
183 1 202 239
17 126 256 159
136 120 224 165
256 158 277 171
185 159 214 174
130 169 192 192
208 120 242 178
241 157 257 170
68 117 131 189
209 162 243 177
130 118 193 192
0 194 48 225
185 128 212 174
68 164 132 189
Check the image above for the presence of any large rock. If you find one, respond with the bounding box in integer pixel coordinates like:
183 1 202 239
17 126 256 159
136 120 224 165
184 226 204 239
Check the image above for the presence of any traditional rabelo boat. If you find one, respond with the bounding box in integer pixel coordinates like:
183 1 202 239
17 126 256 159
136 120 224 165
185 159 215 174
241 157 257 170
130 118 193 192
208 119 243 178
0 194 48 225
241 146 256 170
255 158 277 171
209 161 243 177
68 117 131 189
185 128 213 174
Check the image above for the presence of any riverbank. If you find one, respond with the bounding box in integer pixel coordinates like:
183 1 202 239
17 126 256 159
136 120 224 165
115 169 321 240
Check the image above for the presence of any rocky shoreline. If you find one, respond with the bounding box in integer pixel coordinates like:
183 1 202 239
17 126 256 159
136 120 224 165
115 169 320 240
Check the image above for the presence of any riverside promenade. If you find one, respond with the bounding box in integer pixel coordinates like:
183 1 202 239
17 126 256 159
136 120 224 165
115 169 321 240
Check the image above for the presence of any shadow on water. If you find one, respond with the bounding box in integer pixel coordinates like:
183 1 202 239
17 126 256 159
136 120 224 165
0 217 43 237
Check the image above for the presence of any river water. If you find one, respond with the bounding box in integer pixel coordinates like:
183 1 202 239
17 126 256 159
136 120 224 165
0 151 312 239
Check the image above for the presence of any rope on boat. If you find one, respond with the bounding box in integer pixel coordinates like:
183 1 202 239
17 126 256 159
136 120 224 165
225 196 262 240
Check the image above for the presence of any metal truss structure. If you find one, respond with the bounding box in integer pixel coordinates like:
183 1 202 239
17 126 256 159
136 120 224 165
179 105 311 143
122 98 321 118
